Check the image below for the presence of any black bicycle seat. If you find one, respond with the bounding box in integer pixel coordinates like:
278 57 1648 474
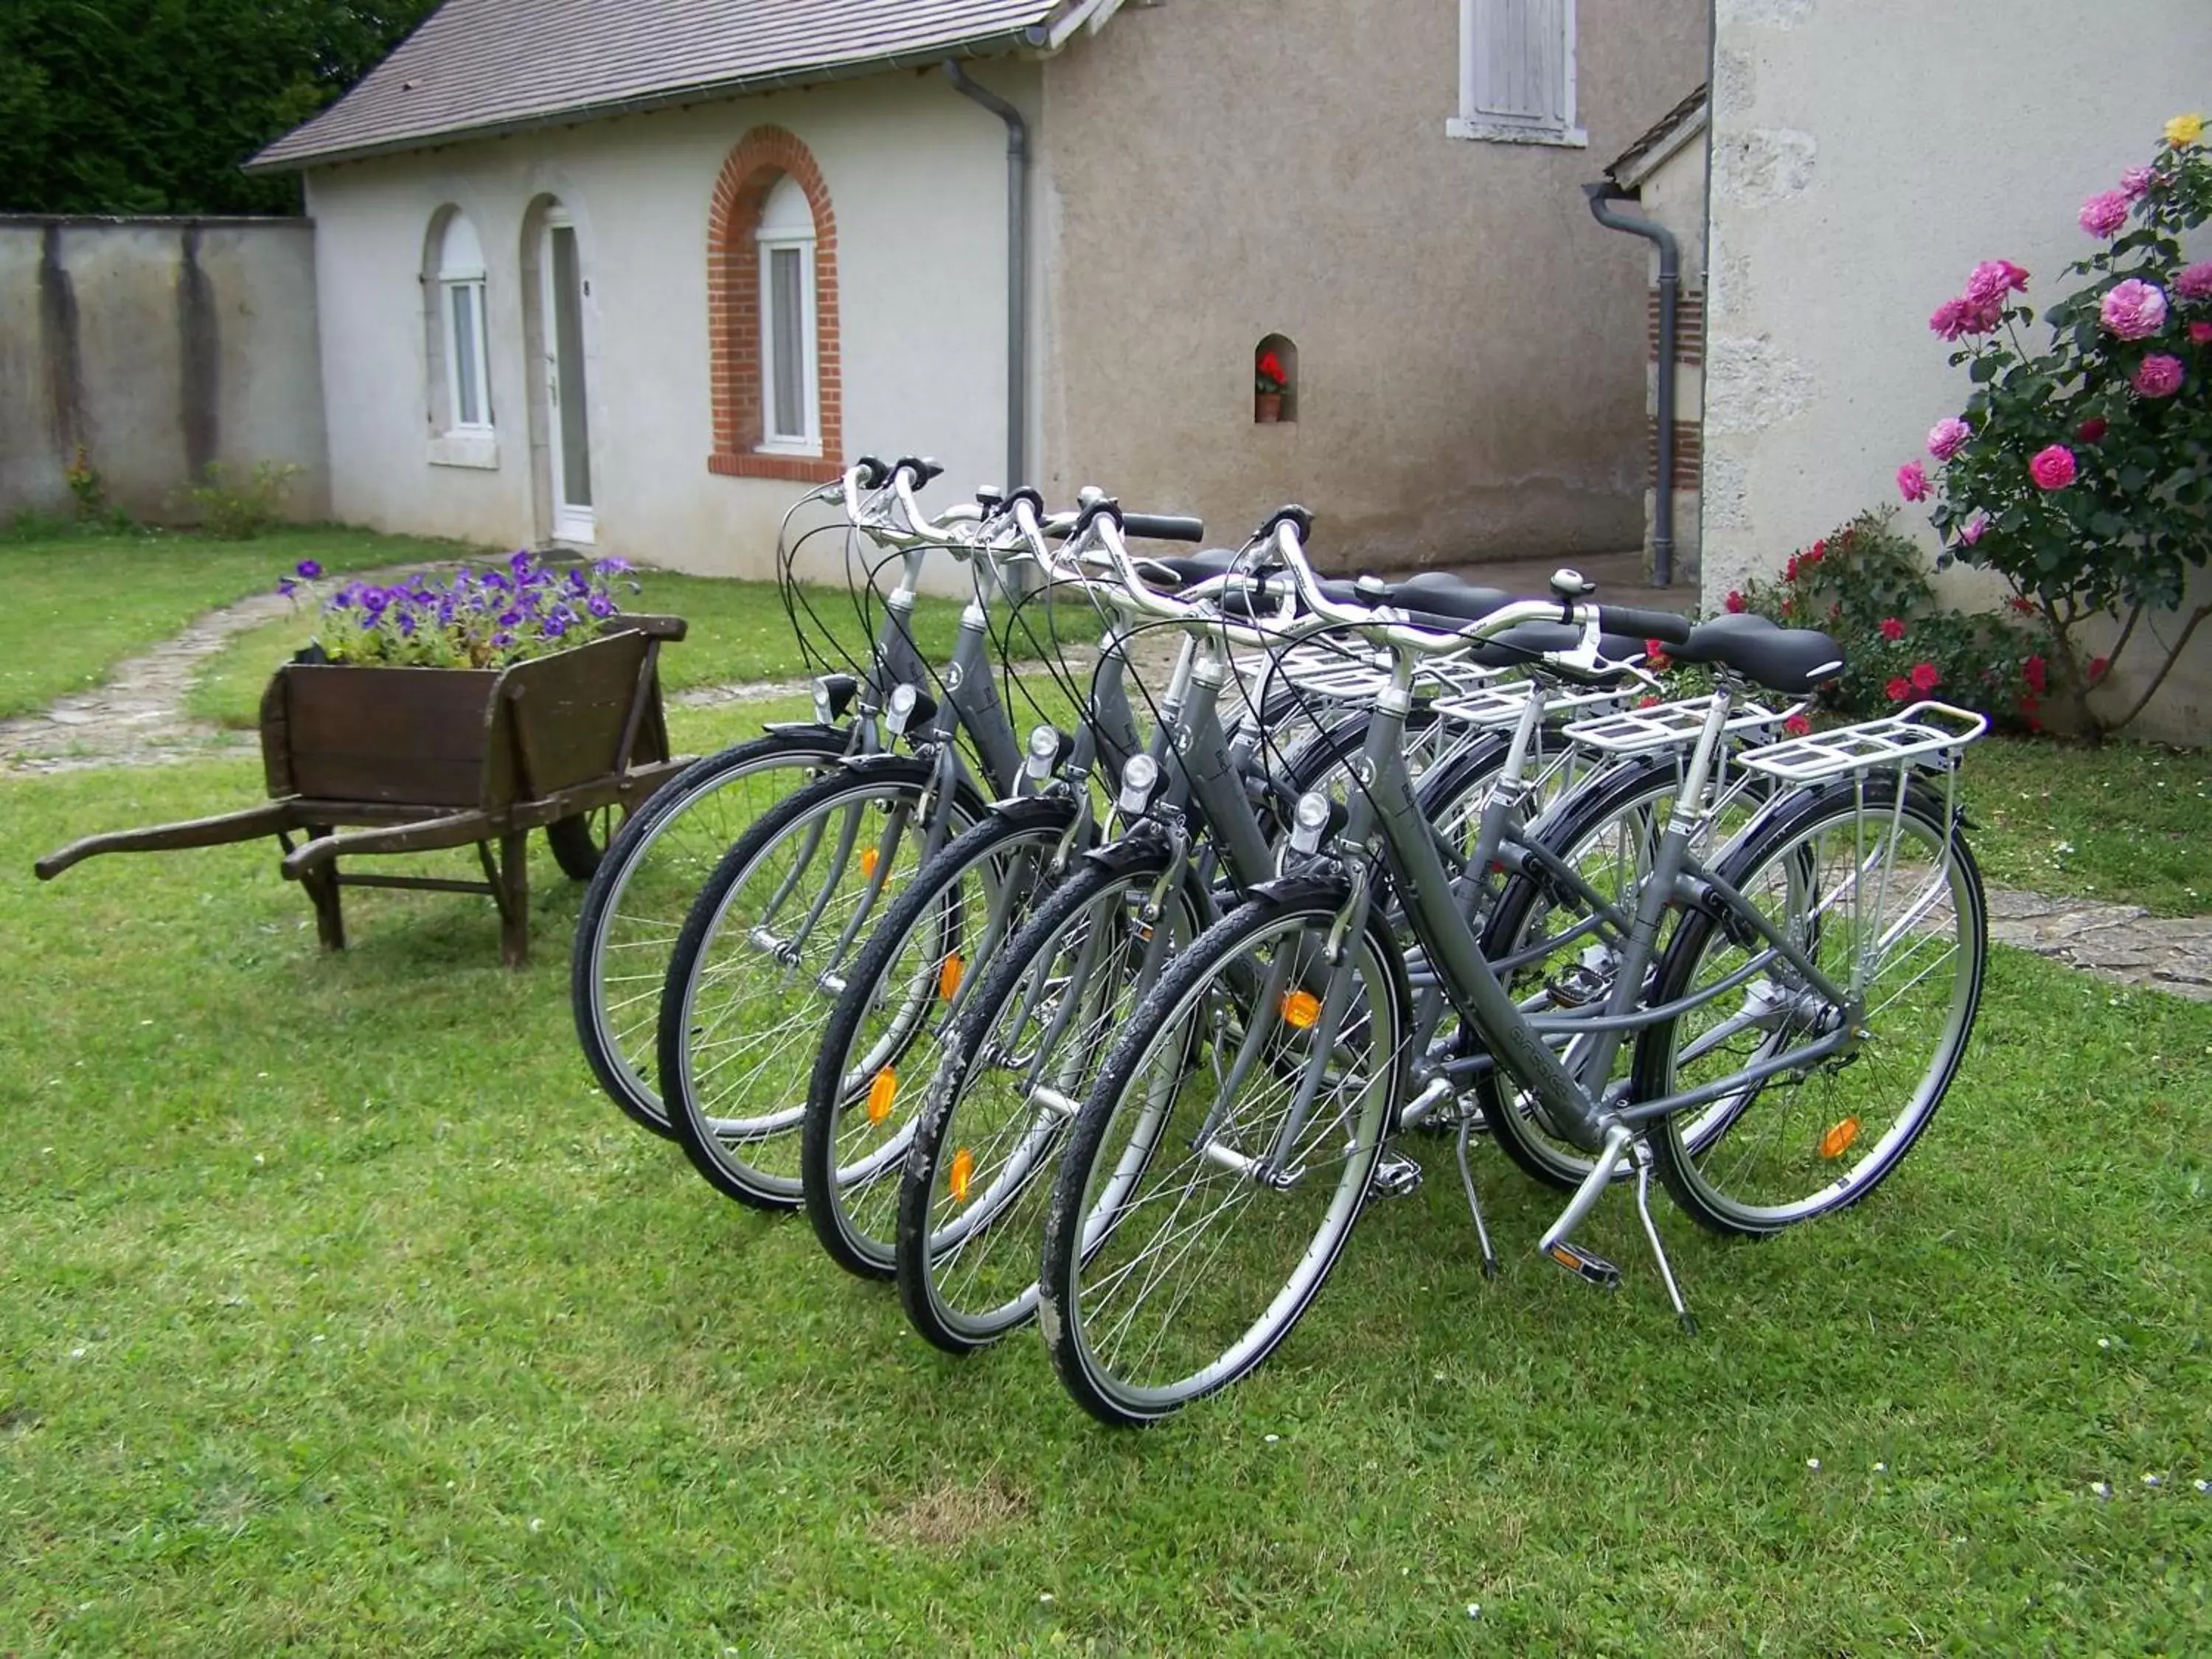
1671 613 1845 695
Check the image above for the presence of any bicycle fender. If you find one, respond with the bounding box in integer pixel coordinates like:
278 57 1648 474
1079 827 1174 877
1245 872 1355 908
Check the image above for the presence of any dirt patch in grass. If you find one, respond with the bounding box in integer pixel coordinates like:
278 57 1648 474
874 1472 1033 1551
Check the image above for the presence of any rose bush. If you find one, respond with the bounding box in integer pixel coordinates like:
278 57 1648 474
1907 112 2212 737
1727 509 2050 729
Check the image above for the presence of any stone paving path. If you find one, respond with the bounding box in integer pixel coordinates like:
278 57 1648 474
9 595 2212 999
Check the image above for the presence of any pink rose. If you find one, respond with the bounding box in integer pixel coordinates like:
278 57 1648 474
1964 260 2031 306
1929 298 1974 340
2029 445 2078 490
2101 279 2168 340
2173 261 2212 302
1896 461 1931 502
1927 417 1972 462
2120 164 2156 199
2133 353 2185 397
1961 513 1989 546
2191 321 2212 344
2079 190 2132 237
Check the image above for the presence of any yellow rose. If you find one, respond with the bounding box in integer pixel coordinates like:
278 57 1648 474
2166 111 2205 147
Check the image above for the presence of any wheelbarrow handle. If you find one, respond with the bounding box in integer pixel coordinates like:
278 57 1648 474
35 801 305 880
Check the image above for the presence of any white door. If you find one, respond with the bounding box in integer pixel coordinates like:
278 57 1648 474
541 211 594 544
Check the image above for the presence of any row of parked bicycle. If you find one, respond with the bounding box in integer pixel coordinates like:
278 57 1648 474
567 456 1989 1426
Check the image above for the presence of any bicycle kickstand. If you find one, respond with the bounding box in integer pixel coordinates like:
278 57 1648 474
1536 1123 1698 1335
1630 1140 1698 1337
1453 1116 1500 1279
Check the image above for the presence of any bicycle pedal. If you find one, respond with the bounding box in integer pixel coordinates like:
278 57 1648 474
1369 1151 1424 1199
1545 1238 1622 1289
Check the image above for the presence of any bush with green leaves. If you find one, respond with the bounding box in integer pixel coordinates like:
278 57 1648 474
1904 111 2212 737
1717 509 2051 730
187 460 303 540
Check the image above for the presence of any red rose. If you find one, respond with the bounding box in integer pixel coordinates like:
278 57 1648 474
1910 661 1941 693
1783 712 1812 737
1885 677 1911 702
2076 417 2109 445
1808 539 1828 563
2007 595 2036 615
1635 695 1660 709
1879 616 1906 641
1644 639 1672 672
2087 655 2111 683
1784 556 1800 582
1724 590 1746 613
2022 654 2047 694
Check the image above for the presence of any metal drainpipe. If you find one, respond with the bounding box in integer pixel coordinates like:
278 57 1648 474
944 61 1029 495
1585 181 1678 588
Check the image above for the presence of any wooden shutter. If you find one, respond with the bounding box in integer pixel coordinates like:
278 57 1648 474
1472 0 1565 131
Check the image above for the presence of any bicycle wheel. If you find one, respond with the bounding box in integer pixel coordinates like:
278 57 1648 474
658 757 984 1210
571 728 846 1136
1472 758 1697 1189
1638 776 1986 1237
1038 886 1404 1426
896 846 1203 1354
802 796 1082 1279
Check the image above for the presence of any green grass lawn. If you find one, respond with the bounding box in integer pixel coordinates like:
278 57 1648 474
2 734 2206 1652
186 566 1005 731
1961 736 2212 916
0 527 473 720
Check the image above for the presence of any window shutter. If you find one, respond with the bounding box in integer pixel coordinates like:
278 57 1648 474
1472 0 1564 131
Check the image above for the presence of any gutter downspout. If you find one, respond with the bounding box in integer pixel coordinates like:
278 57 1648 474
1585 181 1677 588
944 61 1028 495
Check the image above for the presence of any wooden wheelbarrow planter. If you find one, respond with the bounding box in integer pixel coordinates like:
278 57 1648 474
35 616 693 967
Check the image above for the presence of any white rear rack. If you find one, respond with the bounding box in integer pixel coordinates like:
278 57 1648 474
1736 700 1988 783
1561 693 1795 756
1431 681 1624 730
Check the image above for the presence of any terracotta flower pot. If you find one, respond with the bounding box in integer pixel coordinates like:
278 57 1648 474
1254 392 1284 424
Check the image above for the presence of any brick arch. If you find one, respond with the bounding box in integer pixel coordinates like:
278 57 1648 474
706 125 842 481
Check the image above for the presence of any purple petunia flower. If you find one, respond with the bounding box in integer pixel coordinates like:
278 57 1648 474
592 556 632 575
543 616 568 639
587 592 616 618
296 559 322 579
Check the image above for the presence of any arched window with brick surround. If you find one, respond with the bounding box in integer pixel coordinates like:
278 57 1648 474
706 125 842 481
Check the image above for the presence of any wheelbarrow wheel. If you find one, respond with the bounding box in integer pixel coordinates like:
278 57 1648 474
546 811 612 880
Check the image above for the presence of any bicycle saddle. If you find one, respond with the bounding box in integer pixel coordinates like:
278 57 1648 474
1670 613 1845 695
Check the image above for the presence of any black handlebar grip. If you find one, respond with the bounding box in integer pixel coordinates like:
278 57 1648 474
1004 485 1045 519
888 455 945 487
1120 513 1206 544
1596 605 1694 646
1259 504 1315 542
854 456 890 489
1073 495 1119 535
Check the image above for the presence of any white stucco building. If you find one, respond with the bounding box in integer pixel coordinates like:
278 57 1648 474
1700 0 2212 740
251 0 1709 588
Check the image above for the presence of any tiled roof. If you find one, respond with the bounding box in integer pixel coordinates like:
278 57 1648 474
1605 83 1708 190
249 0 1097 172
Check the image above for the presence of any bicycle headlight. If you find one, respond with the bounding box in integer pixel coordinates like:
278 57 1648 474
886 682 919 736
1290 789 1334 855
1026 723 1062 782
1117 752 1161 816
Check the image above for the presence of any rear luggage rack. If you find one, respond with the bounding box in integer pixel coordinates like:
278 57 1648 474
1736 701 1988 784
1561 693 1795 756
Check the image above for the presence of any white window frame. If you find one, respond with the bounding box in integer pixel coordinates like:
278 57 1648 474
1447 0 1586 148
437 217 494 435
756 220 821 456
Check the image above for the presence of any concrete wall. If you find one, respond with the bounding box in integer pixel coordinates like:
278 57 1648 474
0 216 328 522
1033 0 1710 574
301 64 1027 589
1703 0 2212 742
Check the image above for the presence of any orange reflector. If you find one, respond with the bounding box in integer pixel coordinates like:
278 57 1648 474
1819 1116 1861 1159
949 1147 975 1204
866 1067 898 1124
1280 990 1321 1029
938 953 964 1001
860 846 880 880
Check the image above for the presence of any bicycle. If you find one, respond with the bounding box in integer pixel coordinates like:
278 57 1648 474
1035 509 1987 1425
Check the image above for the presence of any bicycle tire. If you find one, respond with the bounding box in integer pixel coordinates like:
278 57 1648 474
1037 882 1405 1426
896 843 1202 1354
658 755 985 1210
802 795 1084 1279
570 726 848 1136
1637 776 1986 1237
